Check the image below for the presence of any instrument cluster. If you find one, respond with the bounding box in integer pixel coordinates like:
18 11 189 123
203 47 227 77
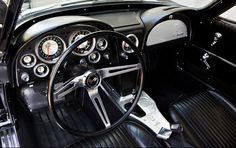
16 25 111 86
16 23 140 86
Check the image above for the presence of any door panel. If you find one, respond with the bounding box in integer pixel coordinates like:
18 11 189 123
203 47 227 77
180 18 236 99
208 19 236 63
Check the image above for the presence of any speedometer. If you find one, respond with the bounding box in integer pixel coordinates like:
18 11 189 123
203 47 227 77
69 30 96 56
36 36 65 64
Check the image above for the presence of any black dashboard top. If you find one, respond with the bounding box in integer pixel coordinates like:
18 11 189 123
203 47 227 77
91 11 142 29
18 16 113 45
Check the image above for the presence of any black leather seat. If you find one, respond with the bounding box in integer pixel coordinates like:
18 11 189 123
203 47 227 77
68 121 162 147
169 90 236 147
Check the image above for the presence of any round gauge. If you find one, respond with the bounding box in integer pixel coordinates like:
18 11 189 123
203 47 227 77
36 36 66 64
122 34 139 53
33 63 49 78
20 54 37 68
96 38 108 51
69 30 96 56
88 51 101 64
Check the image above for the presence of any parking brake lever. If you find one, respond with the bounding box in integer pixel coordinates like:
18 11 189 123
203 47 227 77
170 123 183 133
157 124 183 139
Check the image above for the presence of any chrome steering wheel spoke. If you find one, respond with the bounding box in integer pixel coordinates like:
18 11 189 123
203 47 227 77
54 75 85 99
87 88 111 128
97 63 141 79
100 81 126 113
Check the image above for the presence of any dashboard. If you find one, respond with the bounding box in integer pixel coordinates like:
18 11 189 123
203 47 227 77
12 5 193 112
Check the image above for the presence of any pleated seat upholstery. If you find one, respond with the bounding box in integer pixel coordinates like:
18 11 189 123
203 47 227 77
68 121 163 147
169 90 236 147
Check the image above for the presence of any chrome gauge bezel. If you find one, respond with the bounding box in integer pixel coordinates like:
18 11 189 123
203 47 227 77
33 63 50 78
96 38 108 51
20 53 37 68
88 51 101 64
69 30 96 56
35 35 66 64
122 34 139 53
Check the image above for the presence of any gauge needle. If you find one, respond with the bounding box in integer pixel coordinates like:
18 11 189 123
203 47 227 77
46 43 50 56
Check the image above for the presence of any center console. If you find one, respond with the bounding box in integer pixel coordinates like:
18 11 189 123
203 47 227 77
115 91 173 140
130 92 172 139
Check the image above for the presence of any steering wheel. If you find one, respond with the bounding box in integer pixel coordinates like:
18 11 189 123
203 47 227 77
47 30 144 136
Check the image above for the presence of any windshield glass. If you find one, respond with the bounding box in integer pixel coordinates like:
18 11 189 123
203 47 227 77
171 0 214 8
20 0 215 16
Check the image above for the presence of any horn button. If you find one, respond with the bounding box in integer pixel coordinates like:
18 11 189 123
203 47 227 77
86 73 101 89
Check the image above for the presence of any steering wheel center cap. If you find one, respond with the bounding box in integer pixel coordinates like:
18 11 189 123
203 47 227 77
86 73 101 88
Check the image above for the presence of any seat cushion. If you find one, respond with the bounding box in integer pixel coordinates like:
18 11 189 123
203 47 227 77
68 121 162 147
169 90 236 147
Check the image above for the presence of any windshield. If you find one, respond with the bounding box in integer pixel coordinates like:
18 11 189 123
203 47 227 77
171 0 215 8
20 0 215 16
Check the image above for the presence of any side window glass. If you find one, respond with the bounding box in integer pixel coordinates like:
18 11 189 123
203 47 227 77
220 5 236 23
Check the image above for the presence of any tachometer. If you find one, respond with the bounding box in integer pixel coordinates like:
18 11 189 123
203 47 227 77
36 36 65 64
69 30 96 56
